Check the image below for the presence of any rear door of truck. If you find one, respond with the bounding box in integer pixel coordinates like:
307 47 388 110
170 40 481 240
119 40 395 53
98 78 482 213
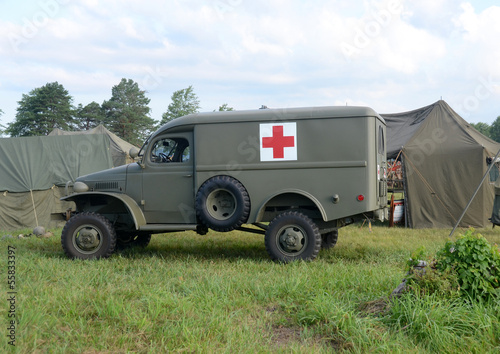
376 119 387 208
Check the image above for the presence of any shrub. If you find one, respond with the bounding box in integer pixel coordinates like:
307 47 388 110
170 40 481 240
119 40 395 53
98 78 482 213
435 229 500 302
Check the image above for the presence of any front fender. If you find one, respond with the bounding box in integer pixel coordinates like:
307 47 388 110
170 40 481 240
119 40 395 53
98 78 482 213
62 192 147 230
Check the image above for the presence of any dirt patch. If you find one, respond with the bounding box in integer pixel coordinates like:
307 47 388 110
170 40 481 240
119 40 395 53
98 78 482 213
324 337 354 351
271 325 302 347
265 306 279 314
266 305 354 350
358 297 389 316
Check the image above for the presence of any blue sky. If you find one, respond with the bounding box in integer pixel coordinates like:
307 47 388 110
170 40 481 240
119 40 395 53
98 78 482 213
1 0 499 132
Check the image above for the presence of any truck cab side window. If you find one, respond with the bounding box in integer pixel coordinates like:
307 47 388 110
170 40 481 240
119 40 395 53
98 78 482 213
378 126 385 155
151 138 190 163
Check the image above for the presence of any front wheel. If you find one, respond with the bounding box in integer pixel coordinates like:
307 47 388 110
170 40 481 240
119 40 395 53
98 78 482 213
265 211 321 262
61 212 117 260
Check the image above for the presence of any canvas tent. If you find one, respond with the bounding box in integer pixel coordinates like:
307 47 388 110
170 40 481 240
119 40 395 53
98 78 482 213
49 124 136 167
0 131 134 231
382 100 500 228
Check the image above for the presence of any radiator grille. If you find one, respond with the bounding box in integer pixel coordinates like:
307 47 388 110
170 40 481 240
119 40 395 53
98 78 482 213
95 181 119 190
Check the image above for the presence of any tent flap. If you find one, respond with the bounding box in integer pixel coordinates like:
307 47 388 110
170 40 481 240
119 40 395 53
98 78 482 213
49 124 137 166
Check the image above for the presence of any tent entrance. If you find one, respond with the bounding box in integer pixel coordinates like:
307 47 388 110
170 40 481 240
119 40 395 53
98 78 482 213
387 152 407 227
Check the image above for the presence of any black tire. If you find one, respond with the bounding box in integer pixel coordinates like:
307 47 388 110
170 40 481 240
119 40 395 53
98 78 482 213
196 175 250 232
61 212 117 260
321 230 338 250
265 211 321 262
116 233 151 249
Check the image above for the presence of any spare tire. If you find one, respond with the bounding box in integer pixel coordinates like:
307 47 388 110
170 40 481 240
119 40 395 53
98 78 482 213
196 175 250 232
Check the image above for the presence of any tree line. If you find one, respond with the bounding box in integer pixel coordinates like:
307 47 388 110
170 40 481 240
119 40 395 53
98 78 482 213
3 82 499 146
0 79 233 146
470 120 500 143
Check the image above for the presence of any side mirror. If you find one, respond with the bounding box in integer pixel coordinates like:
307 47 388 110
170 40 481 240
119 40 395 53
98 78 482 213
129 147 140 159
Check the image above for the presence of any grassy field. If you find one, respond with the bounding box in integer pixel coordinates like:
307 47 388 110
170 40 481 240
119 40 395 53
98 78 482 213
1 224 500 353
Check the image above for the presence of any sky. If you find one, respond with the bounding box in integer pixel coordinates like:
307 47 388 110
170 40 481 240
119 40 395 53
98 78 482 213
1 0 499 131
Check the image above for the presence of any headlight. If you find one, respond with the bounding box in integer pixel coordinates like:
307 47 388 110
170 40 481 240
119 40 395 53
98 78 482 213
73 181 89 193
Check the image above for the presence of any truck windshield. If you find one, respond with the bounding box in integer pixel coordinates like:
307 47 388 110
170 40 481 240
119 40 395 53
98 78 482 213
150 137 190 163
138 134 152 157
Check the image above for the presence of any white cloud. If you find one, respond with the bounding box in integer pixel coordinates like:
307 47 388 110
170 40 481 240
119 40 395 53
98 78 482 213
454 3 500 76
376 22 446 74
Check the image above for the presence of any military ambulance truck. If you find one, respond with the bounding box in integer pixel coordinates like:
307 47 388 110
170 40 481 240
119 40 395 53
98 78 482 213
61 106 388 262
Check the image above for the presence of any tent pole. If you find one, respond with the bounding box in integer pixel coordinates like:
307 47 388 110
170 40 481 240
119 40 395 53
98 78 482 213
402 154 410 228
449 147 500 238
30 189 39 227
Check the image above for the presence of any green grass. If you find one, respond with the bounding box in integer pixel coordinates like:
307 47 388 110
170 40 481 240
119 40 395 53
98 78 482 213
1 225 500 352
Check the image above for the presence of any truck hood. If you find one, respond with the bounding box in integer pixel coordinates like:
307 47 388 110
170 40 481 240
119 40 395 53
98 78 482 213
77 164 129 183
75 164 132 193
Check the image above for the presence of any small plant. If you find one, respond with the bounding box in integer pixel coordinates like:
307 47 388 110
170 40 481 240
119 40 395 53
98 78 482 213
405 246 426 272
435 229 500 302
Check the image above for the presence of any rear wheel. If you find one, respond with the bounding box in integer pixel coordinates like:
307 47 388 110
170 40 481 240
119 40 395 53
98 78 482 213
321 230 338 249
265 211 321 262
61 212 117 260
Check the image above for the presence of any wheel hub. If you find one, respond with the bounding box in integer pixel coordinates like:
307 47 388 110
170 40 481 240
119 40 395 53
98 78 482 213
207 189 236 220
279 227 305 253
76 228 100 251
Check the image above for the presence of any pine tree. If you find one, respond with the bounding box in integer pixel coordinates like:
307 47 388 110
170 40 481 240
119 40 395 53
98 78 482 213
102 79 156 145
216 103 234 111
7 82 75 136
75 102 105 130
161 85 201 124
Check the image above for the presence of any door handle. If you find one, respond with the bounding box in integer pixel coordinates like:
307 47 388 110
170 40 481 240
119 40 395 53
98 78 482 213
183 174 193 177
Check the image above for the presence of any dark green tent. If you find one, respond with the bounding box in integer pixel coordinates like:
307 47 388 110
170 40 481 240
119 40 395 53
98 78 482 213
48 124 137 167
383 100 500 228
0 134 114 231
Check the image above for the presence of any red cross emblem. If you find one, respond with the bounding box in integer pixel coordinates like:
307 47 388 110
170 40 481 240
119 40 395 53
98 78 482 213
262 125 295 158
260 123 297 161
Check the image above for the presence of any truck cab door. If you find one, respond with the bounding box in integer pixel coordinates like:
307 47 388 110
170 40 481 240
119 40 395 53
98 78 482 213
142 132 196 224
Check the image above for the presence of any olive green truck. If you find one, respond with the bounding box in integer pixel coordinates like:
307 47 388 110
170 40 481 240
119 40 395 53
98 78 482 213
61 106 388 262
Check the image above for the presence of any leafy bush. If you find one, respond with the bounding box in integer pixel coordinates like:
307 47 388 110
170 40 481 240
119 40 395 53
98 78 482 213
435 229 500 302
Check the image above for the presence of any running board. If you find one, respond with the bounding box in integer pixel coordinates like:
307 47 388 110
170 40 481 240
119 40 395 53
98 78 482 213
139 224 198 232
237 225 267 235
